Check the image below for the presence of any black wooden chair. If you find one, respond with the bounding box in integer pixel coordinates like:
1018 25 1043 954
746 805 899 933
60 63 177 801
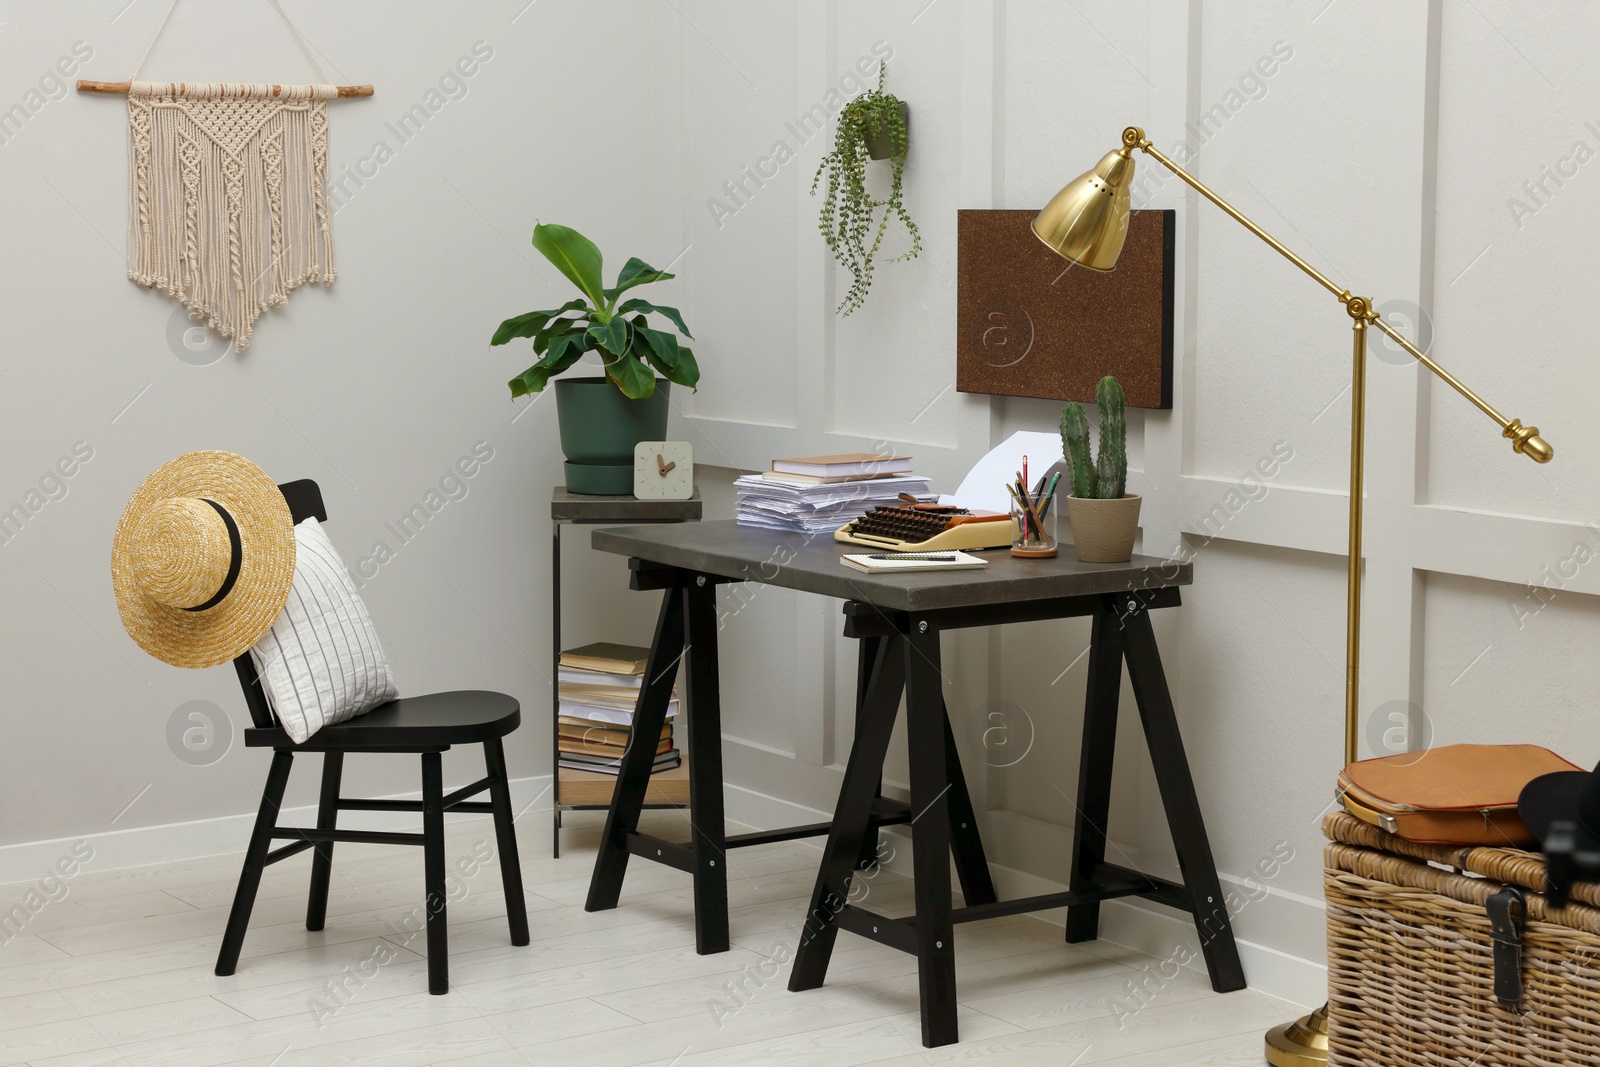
214 479 529 993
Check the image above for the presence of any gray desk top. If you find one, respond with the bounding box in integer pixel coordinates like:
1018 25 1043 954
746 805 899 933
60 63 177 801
591 520 1189 612
552 487 702 522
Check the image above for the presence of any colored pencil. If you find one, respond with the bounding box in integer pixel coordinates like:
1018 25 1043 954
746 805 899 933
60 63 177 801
1013 472 1031 538
1038 471 1062 521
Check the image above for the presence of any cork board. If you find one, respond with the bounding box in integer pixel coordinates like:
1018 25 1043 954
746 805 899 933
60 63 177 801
956 208 1174 409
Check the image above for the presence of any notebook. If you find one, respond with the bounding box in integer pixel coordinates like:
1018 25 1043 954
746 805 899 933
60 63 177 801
557 667 643 688
771 453 912 478
559 750 682 775
761 470 901 486
559 735 676 758
559 643 649 675
558 717 672 742
840 550 989 574
558 699 678 724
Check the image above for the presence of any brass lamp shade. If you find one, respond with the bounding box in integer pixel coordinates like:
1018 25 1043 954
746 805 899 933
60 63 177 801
1030 147 1136 272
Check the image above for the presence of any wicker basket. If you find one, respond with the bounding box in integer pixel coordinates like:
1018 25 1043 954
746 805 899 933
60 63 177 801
1324 811 1600 1065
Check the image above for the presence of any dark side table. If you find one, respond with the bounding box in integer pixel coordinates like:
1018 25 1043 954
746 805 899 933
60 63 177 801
581 519 1245 1048
549 487 701 857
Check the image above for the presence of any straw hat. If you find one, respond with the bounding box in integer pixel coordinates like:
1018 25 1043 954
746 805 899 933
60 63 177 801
112 451 296 669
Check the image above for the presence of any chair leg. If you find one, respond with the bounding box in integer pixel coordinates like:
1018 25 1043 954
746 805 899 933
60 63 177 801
422 751 448 994
306 751 343 931
216 750 293 977
484 738 530 946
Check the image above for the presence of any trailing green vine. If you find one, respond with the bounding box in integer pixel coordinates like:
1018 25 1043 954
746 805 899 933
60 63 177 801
811 63 921 316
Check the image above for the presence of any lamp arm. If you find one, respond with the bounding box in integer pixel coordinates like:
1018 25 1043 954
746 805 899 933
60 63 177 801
1366 317 1494 424
1127 129 1553 463
1137 137 1346 301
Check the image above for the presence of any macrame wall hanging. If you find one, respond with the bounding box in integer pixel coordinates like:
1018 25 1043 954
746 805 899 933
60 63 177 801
79 0 373 350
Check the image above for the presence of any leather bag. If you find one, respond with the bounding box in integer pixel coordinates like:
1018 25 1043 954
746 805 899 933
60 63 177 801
1338 743 1582 847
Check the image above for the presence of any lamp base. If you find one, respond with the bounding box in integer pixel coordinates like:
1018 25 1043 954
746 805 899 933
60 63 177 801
1264 1003 1329 1066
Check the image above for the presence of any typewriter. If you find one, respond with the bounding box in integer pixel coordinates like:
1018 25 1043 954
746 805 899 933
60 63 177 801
834 502 1016 553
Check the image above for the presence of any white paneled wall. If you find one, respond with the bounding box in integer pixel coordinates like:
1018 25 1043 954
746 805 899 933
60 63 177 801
663 0 1600 1005
1430 1 1599 520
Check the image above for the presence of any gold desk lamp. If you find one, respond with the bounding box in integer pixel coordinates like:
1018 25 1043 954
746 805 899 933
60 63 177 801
1033 126 1553 1067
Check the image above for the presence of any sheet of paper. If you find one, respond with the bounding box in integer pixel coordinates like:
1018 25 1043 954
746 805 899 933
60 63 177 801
946 430 1064 514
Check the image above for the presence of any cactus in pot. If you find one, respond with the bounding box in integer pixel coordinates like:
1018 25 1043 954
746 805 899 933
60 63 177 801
1059 376 1127 499
1059 375 1141 562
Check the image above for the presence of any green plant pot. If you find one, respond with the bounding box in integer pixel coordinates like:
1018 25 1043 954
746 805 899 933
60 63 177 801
865 100 910 161
554 377 671 495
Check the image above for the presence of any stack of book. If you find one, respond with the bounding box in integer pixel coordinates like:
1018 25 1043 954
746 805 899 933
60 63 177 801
558 642 681 777
735 453 932 533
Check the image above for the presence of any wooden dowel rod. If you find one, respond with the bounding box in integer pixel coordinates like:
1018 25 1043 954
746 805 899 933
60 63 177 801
76 79 373 97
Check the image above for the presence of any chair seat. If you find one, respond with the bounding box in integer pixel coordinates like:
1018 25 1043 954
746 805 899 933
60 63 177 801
246 690 520 750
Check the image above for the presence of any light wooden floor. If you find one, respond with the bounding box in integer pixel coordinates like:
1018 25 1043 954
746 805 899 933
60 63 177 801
0 808 1305 1065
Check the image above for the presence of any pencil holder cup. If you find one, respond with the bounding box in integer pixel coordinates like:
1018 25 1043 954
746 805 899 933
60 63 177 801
1010 502 1057 558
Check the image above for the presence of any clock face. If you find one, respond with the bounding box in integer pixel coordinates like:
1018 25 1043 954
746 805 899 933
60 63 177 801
634 441 694 500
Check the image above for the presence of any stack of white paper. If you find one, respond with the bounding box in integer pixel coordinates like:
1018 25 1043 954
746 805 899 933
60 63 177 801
734 473 932 534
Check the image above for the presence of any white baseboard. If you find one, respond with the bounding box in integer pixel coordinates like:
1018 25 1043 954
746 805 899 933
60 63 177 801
0 775 553 886
1098 900 1324 1009
983 862 1325 1009
723 781 834 839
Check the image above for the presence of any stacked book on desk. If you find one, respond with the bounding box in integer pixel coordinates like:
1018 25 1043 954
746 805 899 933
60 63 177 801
735 453 932 534
558 642 680 777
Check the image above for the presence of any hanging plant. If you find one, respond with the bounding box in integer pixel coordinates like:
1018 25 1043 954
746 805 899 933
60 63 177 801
811 63 921 316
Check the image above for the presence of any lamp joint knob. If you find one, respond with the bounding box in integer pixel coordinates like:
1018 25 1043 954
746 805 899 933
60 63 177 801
1504 419 1554 464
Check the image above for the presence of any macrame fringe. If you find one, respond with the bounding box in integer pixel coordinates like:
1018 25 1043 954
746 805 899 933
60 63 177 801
127 82 336 350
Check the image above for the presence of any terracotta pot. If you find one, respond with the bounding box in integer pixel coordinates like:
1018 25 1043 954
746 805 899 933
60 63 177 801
1065 494 1142 563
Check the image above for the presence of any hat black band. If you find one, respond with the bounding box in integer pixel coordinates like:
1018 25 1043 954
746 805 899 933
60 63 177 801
183 499 243 612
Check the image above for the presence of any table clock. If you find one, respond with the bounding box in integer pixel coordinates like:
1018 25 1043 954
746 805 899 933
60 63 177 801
633 441 693 500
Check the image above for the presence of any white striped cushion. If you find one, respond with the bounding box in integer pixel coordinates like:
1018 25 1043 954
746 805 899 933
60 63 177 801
249 518 398 743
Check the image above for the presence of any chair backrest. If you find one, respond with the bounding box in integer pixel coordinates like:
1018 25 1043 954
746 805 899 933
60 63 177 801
232 479 326 729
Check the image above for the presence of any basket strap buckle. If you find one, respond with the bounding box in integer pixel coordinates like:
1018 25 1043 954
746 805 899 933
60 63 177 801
1486 885 1527 1013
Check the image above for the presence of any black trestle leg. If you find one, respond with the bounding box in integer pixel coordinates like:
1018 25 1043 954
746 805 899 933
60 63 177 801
851 635 885 875
484 737 530 946
216 750 293 976
586 587 686 912
1066 600 1124 944
1121 601 1247 993
905 623 959 1048
422 750 448 994
683 578 729 955
942 699 997 907
789 635 907 992
306 751 342 931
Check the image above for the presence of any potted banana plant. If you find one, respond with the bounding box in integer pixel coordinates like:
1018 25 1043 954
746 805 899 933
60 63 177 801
1060 375 1141 562
491 223 698 495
